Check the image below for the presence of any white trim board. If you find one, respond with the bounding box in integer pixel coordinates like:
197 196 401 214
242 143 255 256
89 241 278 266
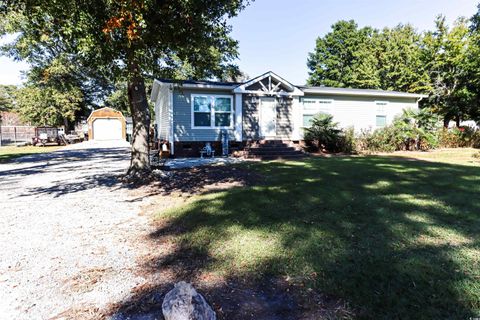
190 94 234 130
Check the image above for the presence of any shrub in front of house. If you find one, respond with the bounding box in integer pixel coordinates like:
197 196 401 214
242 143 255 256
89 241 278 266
437 126 480 148
303 113 343 152
304 109 478 154
355 109 439 152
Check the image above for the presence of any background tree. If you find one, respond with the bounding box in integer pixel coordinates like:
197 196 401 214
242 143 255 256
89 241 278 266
0 85 17 112
422 16 474 126
16 85 82 126
1 0 250 175
377 24 430 92
307 20 380 88
307 15 480 125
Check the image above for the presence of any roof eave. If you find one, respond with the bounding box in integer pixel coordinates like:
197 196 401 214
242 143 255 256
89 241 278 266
301 88 427 99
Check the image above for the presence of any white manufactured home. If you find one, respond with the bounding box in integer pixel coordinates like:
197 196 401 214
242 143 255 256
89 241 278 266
151 71 426 157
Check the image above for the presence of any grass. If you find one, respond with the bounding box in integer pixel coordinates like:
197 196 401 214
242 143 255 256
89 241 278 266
388 147 480 166
155 149 480 319
0 145 61 163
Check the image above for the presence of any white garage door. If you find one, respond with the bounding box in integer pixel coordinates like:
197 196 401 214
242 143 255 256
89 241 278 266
93 118 123 140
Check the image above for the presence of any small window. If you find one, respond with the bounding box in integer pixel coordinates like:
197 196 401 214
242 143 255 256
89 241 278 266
303 114 315 127
192 95 233 128
375 101 389 112
303 98 333 112
376 115 387 127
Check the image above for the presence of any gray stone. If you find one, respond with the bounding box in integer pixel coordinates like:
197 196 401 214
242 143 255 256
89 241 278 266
162 282 216 320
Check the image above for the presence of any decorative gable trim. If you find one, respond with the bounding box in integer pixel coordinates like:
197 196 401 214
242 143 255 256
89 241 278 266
233 71 304 96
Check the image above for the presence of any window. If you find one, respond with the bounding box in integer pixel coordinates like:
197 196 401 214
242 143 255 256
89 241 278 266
302 98 333 127
303 114 315 127
376 115 387 127
375 101 389 112
192 95 233 128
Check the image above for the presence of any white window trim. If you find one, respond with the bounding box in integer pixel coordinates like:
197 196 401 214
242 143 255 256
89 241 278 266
376 115 387 127
191 94 234 129
301 98 334 128
375 100 389 114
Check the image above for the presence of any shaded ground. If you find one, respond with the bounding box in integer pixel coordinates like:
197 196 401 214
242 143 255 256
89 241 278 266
0 141 153 320
109 152 480 319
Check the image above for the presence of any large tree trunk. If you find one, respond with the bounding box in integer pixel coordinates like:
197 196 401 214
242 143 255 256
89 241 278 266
127 59 151 176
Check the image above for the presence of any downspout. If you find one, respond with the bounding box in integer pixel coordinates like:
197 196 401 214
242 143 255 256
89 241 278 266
416 96 425 108
169 84 175 156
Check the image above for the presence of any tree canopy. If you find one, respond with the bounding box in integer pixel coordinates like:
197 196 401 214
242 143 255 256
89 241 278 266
307 12 480 124
1 0 251 174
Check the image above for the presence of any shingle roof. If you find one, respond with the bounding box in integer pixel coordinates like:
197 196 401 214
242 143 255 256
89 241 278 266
153 75 427 99
156 78 242 87
298 85 427 98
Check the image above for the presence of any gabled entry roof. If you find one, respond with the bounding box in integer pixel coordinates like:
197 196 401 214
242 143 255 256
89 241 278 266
233 71 304 96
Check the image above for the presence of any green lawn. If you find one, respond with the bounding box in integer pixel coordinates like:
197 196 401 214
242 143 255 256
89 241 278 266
156 151 480 319
0 145 61 163
388 147 480 166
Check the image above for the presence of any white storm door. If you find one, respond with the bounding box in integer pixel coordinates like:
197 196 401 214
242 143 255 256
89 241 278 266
260 97 277 138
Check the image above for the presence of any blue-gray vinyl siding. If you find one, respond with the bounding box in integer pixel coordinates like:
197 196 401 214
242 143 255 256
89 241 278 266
173 89 236 142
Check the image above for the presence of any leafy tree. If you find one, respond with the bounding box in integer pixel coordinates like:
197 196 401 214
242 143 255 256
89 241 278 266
16 85 82 126
466 5 480 123
1 0 250 175
307 20 380 88
0 85 17 112
422 16 474 126
377 24 430 92
105 82 131 117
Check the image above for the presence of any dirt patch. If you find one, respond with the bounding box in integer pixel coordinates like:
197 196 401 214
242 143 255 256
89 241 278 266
107 273 353 320
131 164 262 199
105 163 353 319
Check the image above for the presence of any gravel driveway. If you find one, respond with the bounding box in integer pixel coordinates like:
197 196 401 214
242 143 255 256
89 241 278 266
0 141 152 319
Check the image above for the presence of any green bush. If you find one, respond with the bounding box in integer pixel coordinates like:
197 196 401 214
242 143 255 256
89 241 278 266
437 126 480 148
303 110 478 154
303 113 342 152
337 126 357 153
355 109 440 152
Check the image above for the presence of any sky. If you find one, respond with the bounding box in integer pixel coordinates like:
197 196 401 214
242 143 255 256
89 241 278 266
0 0 478 86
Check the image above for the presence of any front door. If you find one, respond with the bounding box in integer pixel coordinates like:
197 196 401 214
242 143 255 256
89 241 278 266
260 97 277 138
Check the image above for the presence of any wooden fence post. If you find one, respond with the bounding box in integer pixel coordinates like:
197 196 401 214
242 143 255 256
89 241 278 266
14 126 17 146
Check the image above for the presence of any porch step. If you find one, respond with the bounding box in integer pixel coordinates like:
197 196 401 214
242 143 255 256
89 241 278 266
243 140 307 160
246 153 307 160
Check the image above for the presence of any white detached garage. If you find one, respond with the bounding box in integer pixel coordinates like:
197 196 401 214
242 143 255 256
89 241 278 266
87 107 126 141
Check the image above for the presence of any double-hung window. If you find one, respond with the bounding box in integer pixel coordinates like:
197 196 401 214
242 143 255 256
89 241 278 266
192 95 233 128
375 101 388 128
302 98 334 127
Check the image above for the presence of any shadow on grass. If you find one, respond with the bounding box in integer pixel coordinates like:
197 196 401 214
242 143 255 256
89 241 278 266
108 156 480 319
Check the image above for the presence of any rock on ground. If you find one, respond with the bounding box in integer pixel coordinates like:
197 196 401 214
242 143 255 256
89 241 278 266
162 282 216 320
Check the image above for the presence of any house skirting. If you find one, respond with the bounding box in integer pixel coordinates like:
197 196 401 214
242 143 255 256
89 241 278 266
172 141 245 157
171 140 306 158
